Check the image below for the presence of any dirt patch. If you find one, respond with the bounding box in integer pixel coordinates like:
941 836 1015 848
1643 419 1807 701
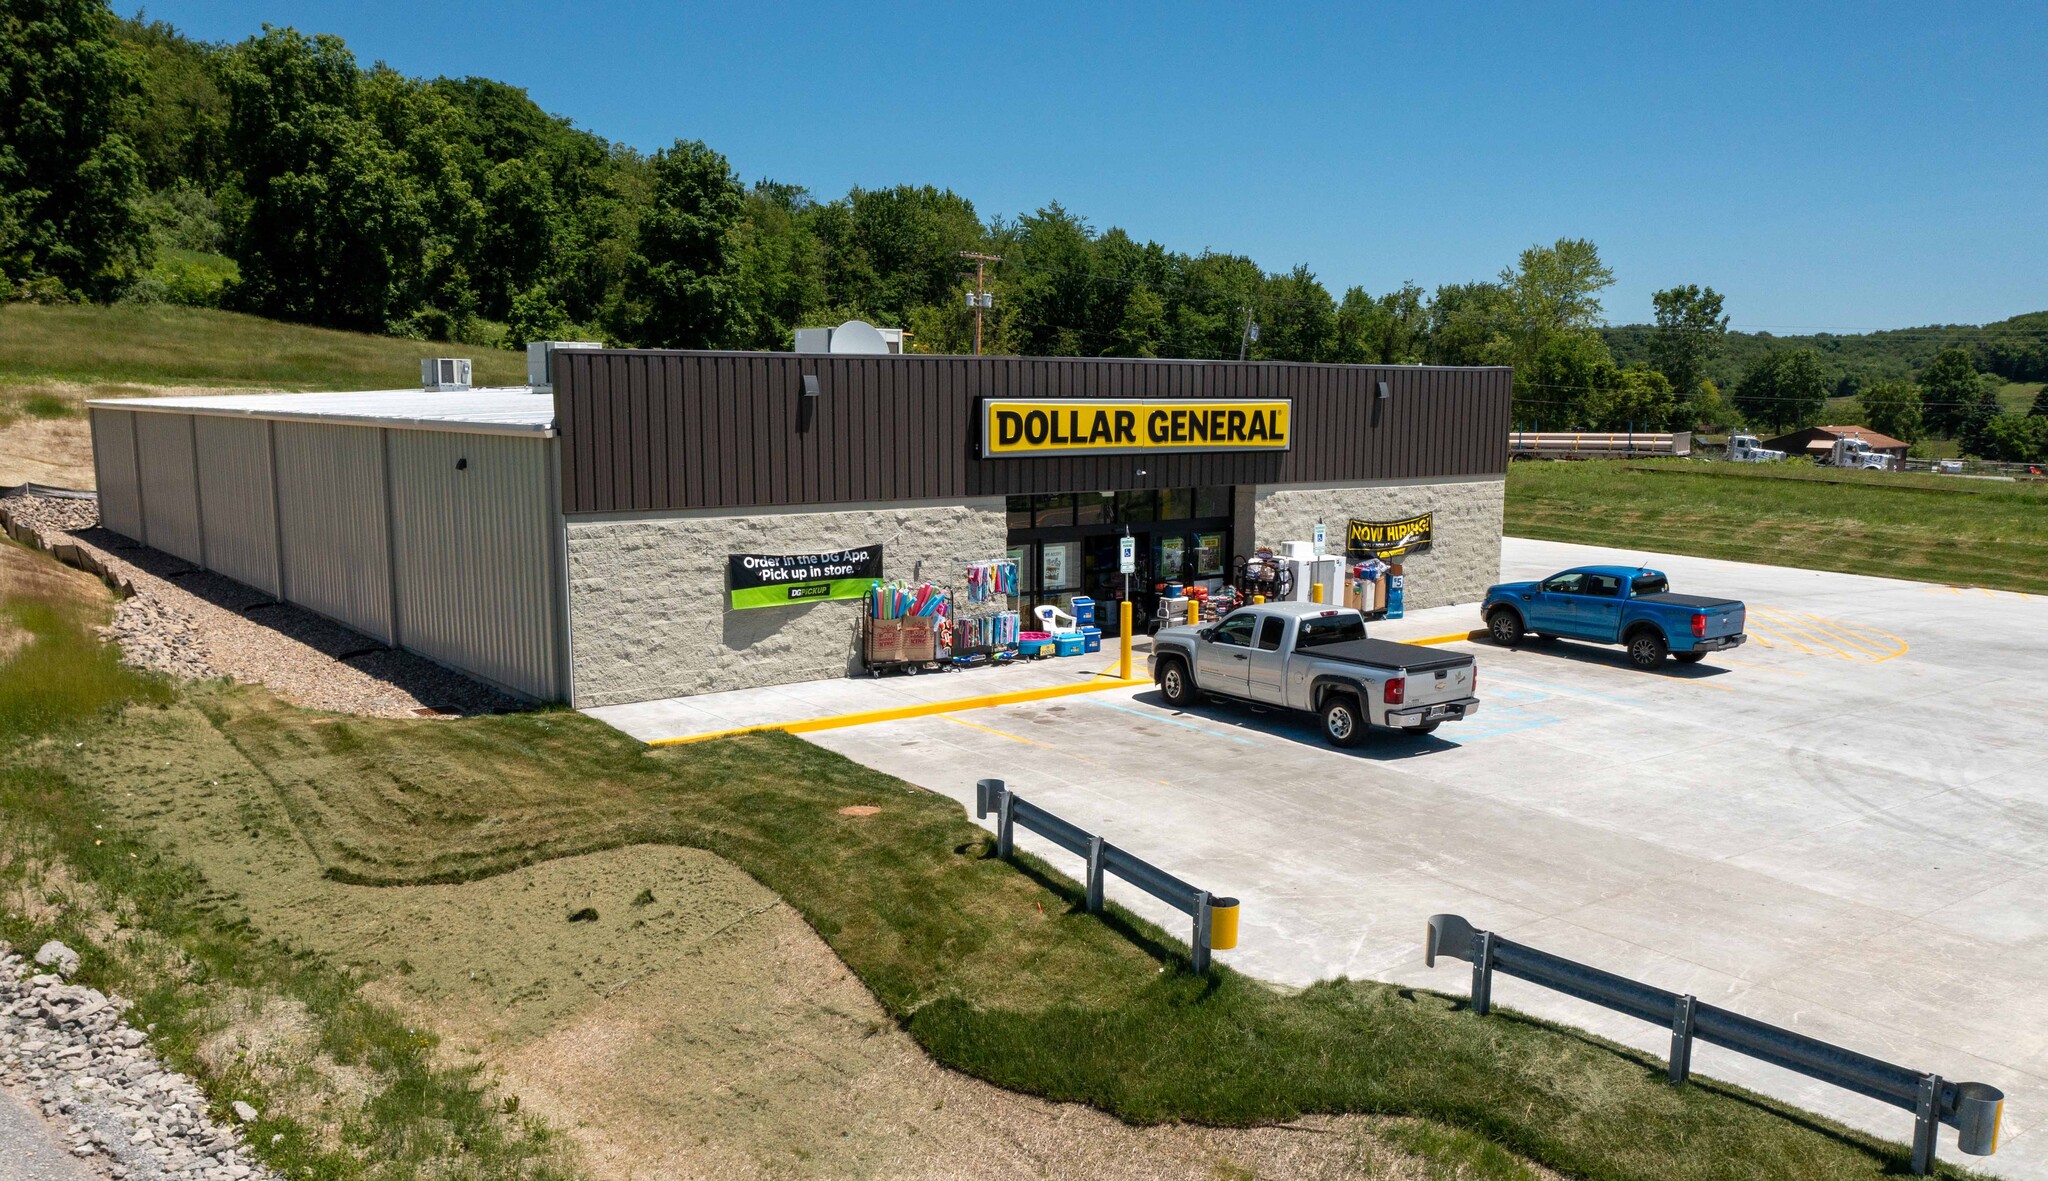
71 702 1470 1181
0 381 250 489
837 805 881 817
0 531 108 604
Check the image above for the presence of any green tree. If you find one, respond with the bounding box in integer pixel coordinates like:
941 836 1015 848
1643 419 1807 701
1424 281 1514 367
1977 413 2048 463
2032 385 2048 417
1857 378 1923 443
1649 284 1728 427
1110 285 1167 357
727 181 827 350
1583 363 1677 431
0 0 150 300
622 138 744 348
1255 264 1338 362
1520 331 1615 426
214 26 427 330
1733 349 1829 431
1500 237 1614 368
114 15 226 191
1918 346 1981 437
1333 283 1427 364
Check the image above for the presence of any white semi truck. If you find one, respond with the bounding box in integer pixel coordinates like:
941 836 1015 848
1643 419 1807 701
1822 437 1897 470
1726 435 1785 463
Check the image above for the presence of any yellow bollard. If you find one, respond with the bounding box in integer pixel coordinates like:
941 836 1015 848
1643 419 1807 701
1119 600 1133 680
1310 582 1324 603
1186 598 1199 626
1252 594 1264 604
1208 897 1240 950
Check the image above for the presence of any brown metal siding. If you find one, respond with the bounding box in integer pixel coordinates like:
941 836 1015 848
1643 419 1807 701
554 352 1511 515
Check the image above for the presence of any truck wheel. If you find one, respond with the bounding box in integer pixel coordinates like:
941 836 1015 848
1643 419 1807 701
1486 607 1524 647
1626 630 1669 669
1158 658 1199 707
1673 651 1707 664
1320 694 1366 748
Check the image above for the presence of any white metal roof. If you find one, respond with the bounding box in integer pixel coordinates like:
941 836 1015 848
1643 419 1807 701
85 388 557 437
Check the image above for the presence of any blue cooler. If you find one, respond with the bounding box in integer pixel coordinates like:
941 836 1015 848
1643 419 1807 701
1066 595 1096 628
1081 627 1102 653
1054 632 1086 657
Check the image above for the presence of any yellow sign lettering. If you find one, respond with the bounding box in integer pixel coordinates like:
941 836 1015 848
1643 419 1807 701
983 399 1291 458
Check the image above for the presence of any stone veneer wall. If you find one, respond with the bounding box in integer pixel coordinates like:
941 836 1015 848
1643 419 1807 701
1251 477 1504 611
565 497 1008 706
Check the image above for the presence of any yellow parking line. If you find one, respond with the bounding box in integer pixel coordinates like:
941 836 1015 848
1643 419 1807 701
1745 618 1818 655
1794 613 1905 661
939 715 1042 745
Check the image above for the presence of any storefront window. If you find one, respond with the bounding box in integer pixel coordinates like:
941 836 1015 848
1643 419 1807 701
1008 545 1034 595
1195 532 1226 576
1074 491 1113 525
1040 540 1081 592
1159 488 1195 521
1006 496 1033 531
1196 487 1232 519
1033 494 1074 528
1156 535 1189 582
1116 489 1156 524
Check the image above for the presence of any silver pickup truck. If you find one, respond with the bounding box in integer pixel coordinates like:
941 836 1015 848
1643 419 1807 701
1148 602 1480 747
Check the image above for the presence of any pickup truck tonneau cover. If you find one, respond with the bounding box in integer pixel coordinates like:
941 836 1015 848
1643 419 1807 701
1303 637 1473 673
1634 592 1741 611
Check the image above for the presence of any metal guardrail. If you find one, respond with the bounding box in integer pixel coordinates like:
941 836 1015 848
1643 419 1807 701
976 778 1237 972
1426 914 2003 1175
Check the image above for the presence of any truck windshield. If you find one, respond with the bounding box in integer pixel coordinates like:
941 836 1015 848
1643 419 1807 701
1297 614 1366 648
1632 574 1668 595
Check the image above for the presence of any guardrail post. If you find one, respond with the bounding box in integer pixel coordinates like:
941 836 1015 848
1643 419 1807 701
1912 1074 1942 1175
976 777 1002 820
1191 890 1212 974
1085 835 1105 913
1471 930 1495 1016
1669 994 1697 1085
996 787 1015 860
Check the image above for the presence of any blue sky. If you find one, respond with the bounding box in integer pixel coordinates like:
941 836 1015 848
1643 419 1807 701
150 1 2046 330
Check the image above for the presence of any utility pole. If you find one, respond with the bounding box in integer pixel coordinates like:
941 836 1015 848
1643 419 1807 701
960 252 1002 355
1237 305 1259 361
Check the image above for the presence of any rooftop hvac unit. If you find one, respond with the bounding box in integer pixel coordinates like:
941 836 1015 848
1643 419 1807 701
421 357 472 391
793 320 906 355
526 340 603 390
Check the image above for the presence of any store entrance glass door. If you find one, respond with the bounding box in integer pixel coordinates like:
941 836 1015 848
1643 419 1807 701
1005 488 1235 639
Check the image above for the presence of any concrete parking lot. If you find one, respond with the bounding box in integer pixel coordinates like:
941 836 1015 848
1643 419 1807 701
798 538 2048 1177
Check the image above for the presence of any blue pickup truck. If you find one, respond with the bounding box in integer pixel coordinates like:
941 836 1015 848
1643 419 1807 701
1481 566 1747 669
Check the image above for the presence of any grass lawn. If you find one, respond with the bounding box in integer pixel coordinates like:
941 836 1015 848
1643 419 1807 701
1507 459 2048 594
0 302 527 392
50 678 1971 1177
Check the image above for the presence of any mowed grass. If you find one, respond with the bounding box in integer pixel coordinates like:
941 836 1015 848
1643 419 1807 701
0 540 572 1181
0 303 527 392
192 686 1986 1181
1507 459 2048 593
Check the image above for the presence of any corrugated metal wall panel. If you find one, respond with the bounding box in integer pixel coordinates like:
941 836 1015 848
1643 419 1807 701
553 352 1513 513
90 409 145 540
387 431 561 700
274 422 394 643
192 416 280 596
133 412 204 563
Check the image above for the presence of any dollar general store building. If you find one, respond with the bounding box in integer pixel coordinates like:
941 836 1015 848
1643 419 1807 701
88 349 1510 706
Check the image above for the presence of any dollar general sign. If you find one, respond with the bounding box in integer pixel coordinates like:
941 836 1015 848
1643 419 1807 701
979 399 1292 458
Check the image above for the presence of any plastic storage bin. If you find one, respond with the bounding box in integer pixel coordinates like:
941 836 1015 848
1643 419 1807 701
1081 627 1102 653
1054 632 1087 657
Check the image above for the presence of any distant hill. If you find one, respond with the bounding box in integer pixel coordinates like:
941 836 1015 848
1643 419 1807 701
1604 310 2048 394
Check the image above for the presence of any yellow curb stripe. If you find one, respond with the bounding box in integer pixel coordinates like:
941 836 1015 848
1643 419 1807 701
648 675 1154 746
1407 630 1488 646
